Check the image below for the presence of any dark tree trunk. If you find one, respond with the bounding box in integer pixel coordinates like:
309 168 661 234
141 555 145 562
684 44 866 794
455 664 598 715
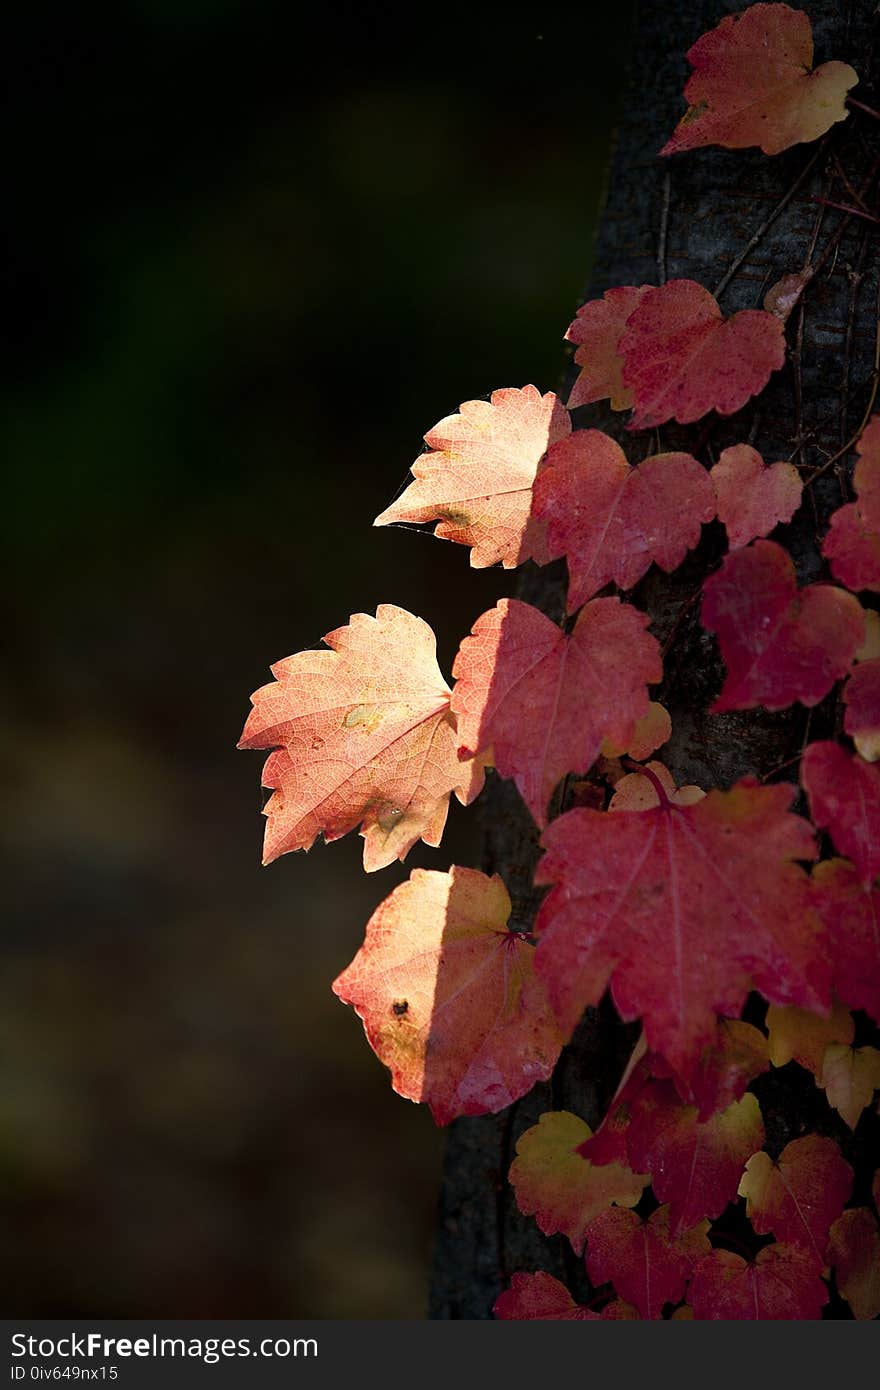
430 0 880 1318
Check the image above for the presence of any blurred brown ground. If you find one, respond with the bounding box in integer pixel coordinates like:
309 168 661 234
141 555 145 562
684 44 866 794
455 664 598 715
2 0 627 1315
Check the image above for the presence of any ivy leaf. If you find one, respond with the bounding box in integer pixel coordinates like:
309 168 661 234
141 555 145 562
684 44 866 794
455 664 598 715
826 1209 880 1320
818 1043 880 1130
332 867 562 1125
738 1136 853 1264
533 778 826 1083
450 597 661 826
688 1243 829 1320
810 862 880 1024
493 1272 637 1321
680 1018 770 1122
564 286 652 411
618 280 786 431
801 741 880 885
766 997 855 1076
608 760 704 813
625 1081 764 1232
533 430 714 610
710 445 802 549
702 541 864 712
823 418 880 592
509 1111 648 1254
238 605 485 871
660 3 857 157
602 702 672 763
584 1205 710 1319
373 386 571 568
577 1041 651 1168
844 659 880 762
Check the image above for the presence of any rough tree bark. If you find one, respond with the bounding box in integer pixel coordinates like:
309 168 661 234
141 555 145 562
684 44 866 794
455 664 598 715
430 0 880 1318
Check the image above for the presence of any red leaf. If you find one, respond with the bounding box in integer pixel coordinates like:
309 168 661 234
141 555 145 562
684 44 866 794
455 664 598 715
684 1019 770 1123
584 1205 710 1319
533 430 715 610
332 867 563 1125
509 1111 648 1254
844 658 880 762
688 1243 829 1320
534 779 826 1082
238 605 485 871
818 1043 880 1130
625 1080 764 1231
738 1136 852 1264
826 1209 880 1320
853 416 880 532
710 444 802 549
493 1272 639 1321
766 997 855 1076
702 541 864 712
810 862 880 1024
564 286 652 411
801 740 880 885
450 597 661 826
618 280 786 431
824 418 880 592
660 3 857 157
577 1042 651 1168
374 386 571 568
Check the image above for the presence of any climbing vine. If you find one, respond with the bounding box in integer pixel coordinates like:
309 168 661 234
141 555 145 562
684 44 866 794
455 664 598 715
240 4 880 1319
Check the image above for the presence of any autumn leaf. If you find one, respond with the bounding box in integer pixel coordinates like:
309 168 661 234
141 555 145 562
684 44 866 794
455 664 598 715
509 1111 648 1254
763 269 812 323
584 1205 710 1319
710 444 802 549
765 998 855 1076
682 1018 770 1122
818 1043 880 1130
853 417 880 531
826 1209 880 1320
823 418 880 593
801 741 880 885
533 430 715 610
533 778 827 1082
688 1243 828 1320
576 1041 651 1168
608 760 704 813
493 1272 637 1321
844 658 880 762
625 1080 764 1232
239 605 484 871
450 597 661 826
332 867 563 1125
738 1136 852 1265
373 386 570 568
702 541 864 712
810 862 880 1024
564 286 652 411
618 280 786 431
660 3 857 157
602 703 672 763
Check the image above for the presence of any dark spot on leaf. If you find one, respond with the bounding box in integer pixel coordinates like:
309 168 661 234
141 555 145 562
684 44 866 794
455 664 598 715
392 1000 409 1016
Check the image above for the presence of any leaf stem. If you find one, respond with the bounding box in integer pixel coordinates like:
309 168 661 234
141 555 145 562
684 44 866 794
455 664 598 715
621 757 672 809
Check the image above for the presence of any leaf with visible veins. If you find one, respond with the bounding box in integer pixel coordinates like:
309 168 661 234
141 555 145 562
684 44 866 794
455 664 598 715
374 386 571 568
533 430 715 610
801 741 880 885
509 1111 648 1254
810 862 880 1024
818 1043 880 1130
710 444 802 549
565 286 652 411
238 605 485 871
618 280 786 431
332 867 563 1125
738 1136 852 1264
688 1243 828 1320
584 1205 710 1319
625 1081 764 1232
702 542 864 712
660 3 857 157
533 777 827 1083
450 597 661 826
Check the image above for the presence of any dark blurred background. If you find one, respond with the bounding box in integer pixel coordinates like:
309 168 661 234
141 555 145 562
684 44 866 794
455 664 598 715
3 0 630 1316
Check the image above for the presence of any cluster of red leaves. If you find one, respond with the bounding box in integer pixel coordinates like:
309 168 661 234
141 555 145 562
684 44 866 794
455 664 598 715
240 2 878 1319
